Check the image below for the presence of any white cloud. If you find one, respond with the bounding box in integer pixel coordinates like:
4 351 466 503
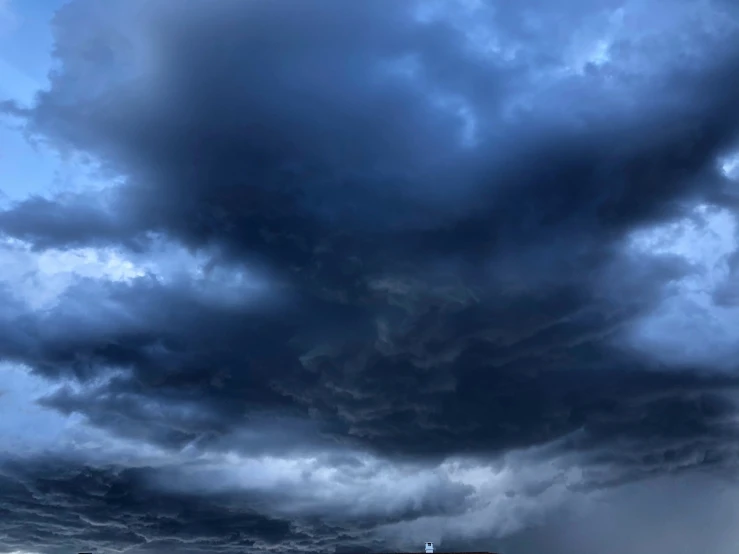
721 152 739 181
0 237 274 311
151 446 584 548
0 238 146 310
624 204 739 369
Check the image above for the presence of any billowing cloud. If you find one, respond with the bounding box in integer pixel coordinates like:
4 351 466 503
2 0 739 552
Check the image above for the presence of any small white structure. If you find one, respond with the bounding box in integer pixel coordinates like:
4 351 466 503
425 542 434 553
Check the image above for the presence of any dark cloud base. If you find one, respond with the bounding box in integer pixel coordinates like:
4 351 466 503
0 457 371 554
2 0 739 552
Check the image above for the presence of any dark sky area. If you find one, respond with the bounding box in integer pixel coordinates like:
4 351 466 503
2 0 739 553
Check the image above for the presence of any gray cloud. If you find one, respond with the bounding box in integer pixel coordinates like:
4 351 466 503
462 474 739 554
2 0 739 551
0 456 345 554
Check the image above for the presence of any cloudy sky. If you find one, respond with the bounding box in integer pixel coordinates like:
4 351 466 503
2 0 739 553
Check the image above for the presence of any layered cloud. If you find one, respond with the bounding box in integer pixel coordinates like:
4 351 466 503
2 0 739 552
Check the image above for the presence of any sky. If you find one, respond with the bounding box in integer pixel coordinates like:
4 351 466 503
1 0 739 553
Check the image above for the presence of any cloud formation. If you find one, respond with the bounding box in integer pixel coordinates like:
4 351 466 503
2 0 739 552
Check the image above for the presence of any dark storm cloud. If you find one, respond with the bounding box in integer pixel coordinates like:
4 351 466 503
0 456 357 554
0 452 483 554
3 0 739 550
0 191 136 250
